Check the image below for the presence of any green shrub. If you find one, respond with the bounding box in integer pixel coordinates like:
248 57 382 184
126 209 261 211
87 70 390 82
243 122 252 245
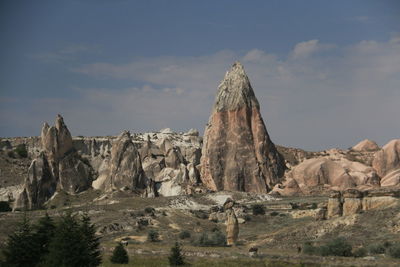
353 247 367 257
144 207 155 214
270 211 279 216
110 243 129 264
318 237 352 257
388 243 400 258
251 204 265 215
14 144 28 158
178 230 191 240
168 242 185 266
192 229 226 247
302 242 316 255
0 201 12 212
367 243 386 254
147 230 160 242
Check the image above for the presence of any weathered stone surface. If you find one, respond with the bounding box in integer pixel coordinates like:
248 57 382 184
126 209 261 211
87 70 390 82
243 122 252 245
14 115 95 210
352 139 380 152
224 198 239 246
96 131 146 192
362 196 399 211
58 153 92 194
14 153 56 210
327 192 343 218
343 198 362 216
287 158 356 194
372 139 400 177
200 62 285 193
381 169 400 187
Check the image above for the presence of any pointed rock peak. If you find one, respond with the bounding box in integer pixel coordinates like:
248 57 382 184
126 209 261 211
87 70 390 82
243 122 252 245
214 62 259 112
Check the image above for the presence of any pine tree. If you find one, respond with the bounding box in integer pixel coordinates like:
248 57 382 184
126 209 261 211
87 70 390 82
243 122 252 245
3 214 40 267
110 243 129 264
32 213 55 264
42 212 90 267
80 213 102 267
168 242 185 266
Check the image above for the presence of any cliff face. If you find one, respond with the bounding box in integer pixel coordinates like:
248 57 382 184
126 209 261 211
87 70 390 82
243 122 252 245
200 62 285 193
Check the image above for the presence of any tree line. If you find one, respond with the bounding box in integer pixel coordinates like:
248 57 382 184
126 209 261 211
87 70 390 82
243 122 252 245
1 212 101 267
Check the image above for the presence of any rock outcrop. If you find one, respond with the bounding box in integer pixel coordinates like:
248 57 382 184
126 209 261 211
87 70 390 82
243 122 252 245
200 62 285 193
93 131 146 192
352 139 379 152
224 198 239 246
372 139 400 178
274 154 380 196
14 115 92 210
327 188 400 218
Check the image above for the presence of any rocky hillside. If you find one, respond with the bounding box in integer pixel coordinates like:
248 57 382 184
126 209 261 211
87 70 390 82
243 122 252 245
1 62 400 210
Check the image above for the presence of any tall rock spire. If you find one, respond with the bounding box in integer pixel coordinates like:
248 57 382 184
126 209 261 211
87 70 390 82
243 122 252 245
200 62 285 193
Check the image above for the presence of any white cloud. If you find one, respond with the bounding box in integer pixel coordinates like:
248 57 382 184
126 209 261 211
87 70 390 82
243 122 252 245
5 35 400 151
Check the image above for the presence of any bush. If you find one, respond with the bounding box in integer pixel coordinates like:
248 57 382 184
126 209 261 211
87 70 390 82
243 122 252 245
144 207 155 214
270 211 279 216
192 229 226 247
179 230 191 240
319 237 352 257
147 230 160 242
302 242 316 255
251 204 265 215
388 243 400 258
14 144 28 158
0 201 12 212
353 247 367 257
110 243 129 264
168 242 185 266
367 243 386 254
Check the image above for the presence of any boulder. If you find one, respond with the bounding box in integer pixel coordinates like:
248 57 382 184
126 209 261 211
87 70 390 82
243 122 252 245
200 62 285 193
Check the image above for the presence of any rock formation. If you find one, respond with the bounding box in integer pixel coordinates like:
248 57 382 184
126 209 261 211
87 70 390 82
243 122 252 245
274 153 380 196
200 62 285 193
351 139 379 152
224 198 239 246
327 188 400 218
372 139 400 178
92 131 146 192
14 115 92 210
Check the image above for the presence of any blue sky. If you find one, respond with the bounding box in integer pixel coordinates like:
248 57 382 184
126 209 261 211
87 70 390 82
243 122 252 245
1 0 399 150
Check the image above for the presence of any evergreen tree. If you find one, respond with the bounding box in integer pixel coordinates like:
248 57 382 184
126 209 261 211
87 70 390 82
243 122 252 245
80 213 102 267
3 214 39 267
32 213 55 264
168 242 185 266
42 212 90 267
110 243 129 264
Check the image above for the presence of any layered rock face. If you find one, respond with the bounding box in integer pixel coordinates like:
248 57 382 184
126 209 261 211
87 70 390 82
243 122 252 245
14 115 92 210
200 62 285 193
327 188 400 218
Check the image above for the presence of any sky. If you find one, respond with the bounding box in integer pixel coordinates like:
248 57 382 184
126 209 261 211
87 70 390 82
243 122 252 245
0 0 399 151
